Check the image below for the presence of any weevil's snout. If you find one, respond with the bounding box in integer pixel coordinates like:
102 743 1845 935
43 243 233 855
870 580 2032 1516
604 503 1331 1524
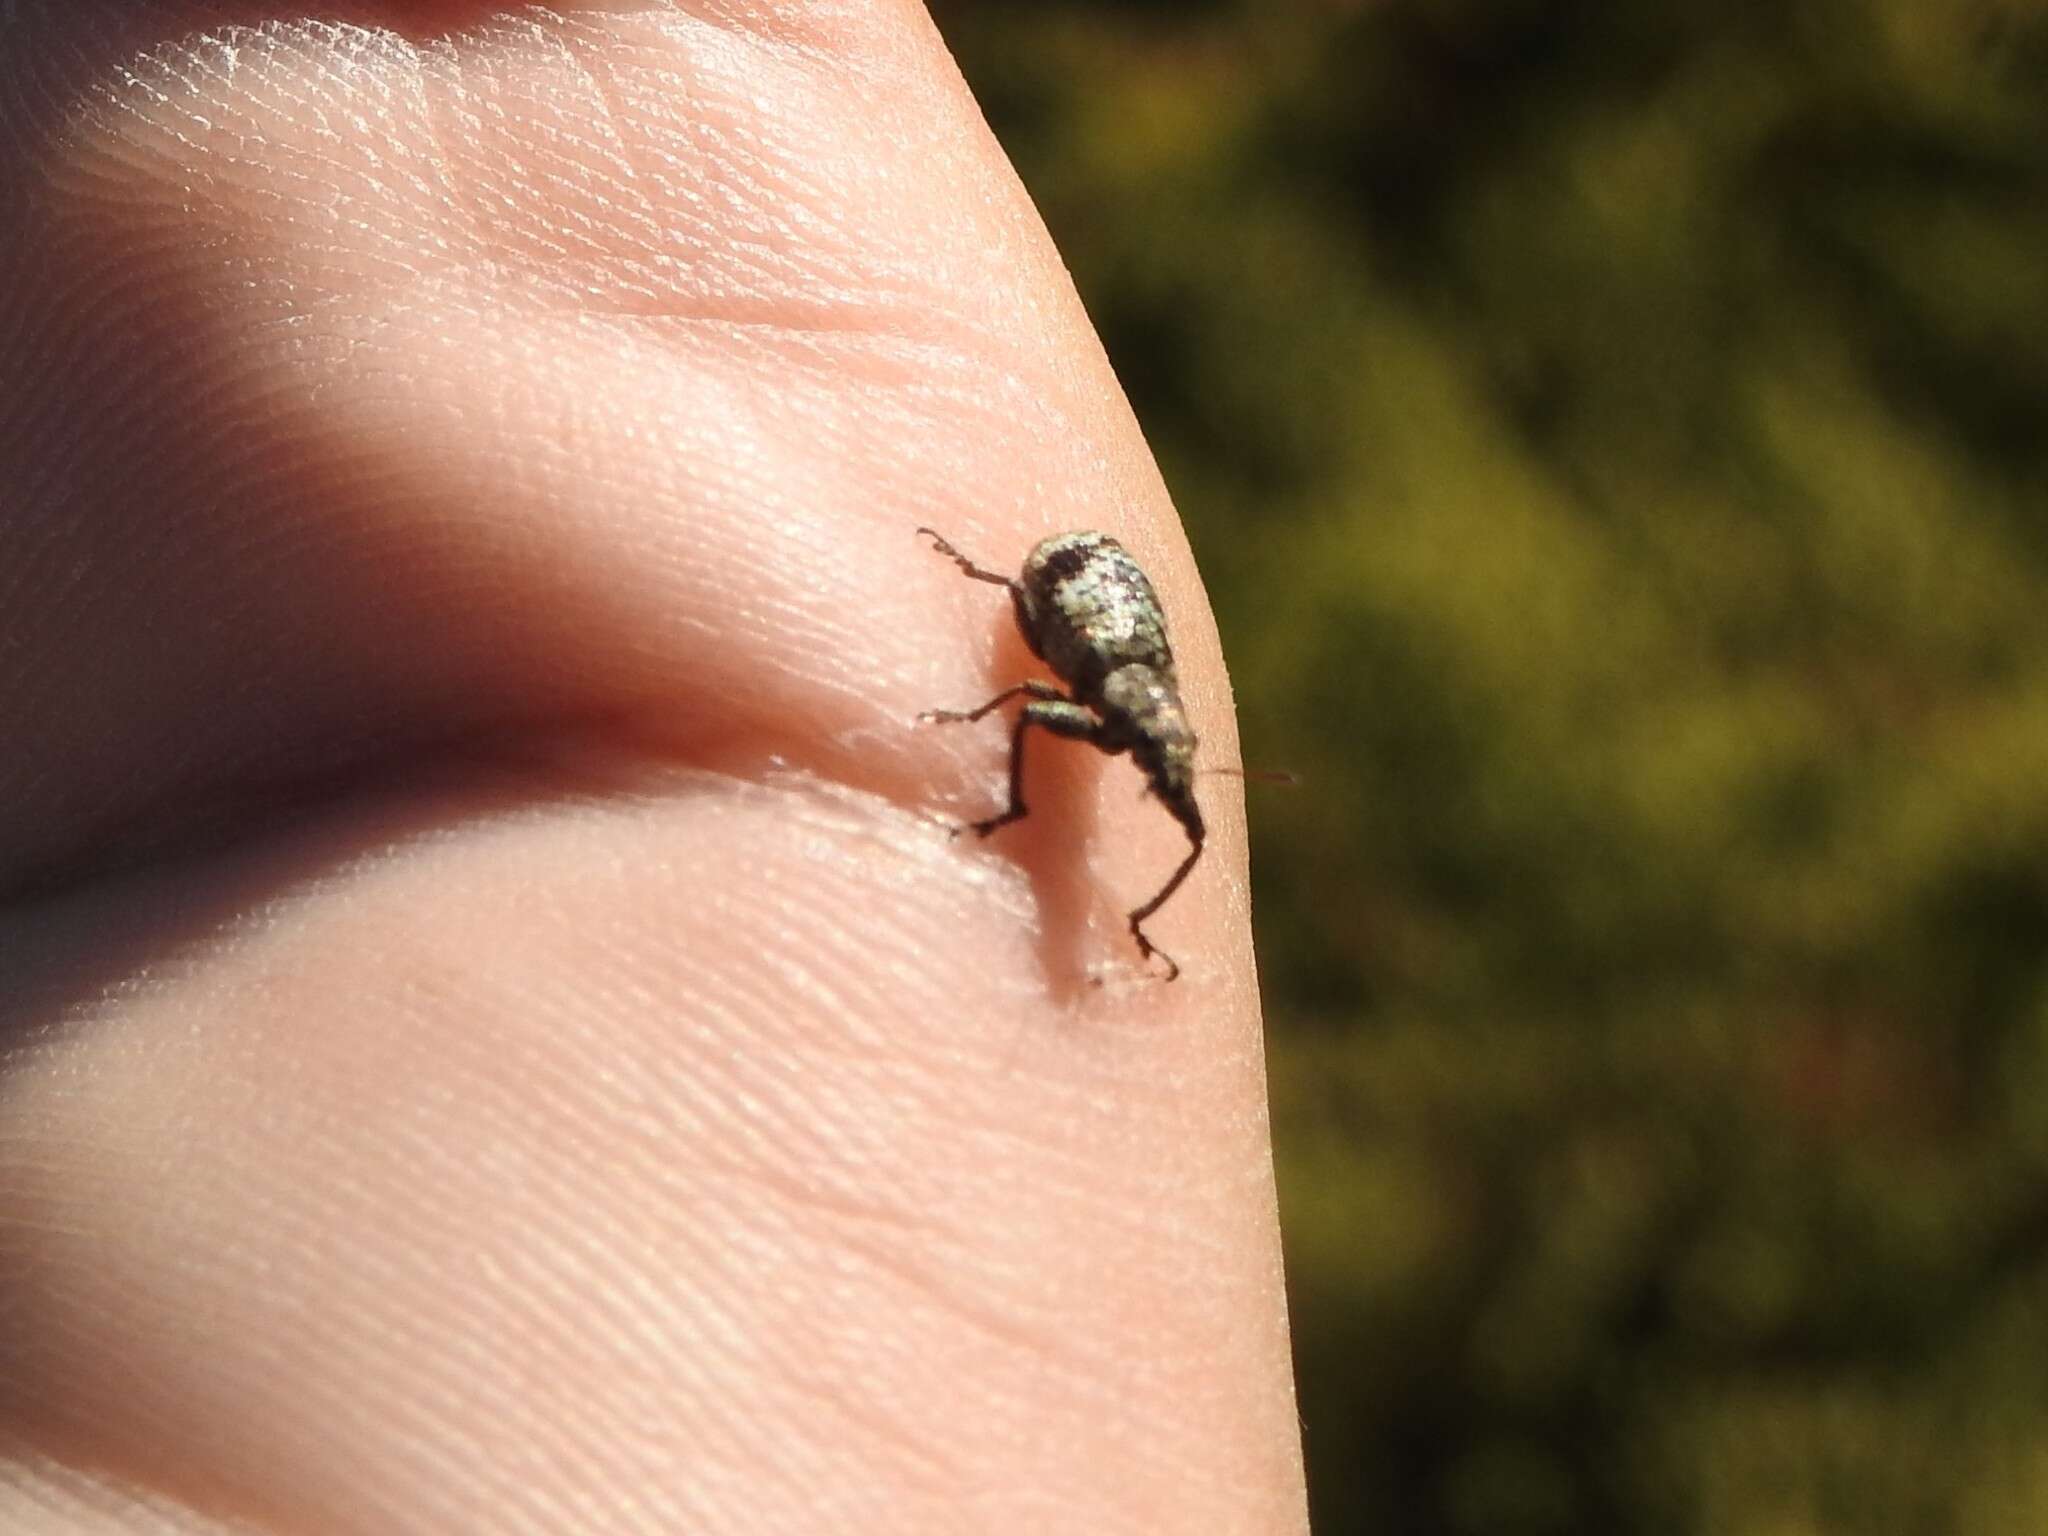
1147 746 1204 845
1103 665 1203 843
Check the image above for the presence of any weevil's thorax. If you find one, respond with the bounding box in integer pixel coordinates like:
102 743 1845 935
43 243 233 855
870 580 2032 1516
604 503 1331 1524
1016 532 1176 696
1101 664 1204 845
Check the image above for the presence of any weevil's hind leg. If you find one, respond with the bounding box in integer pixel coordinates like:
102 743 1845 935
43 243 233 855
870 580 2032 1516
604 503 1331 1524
918 679 1066 726
959 699 1100 839
917 527 1020 590
1126 835 1204 982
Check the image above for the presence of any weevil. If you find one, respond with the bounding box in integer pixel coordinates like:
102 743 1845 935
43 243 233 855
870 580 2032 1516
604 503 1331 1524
916 526 1204 980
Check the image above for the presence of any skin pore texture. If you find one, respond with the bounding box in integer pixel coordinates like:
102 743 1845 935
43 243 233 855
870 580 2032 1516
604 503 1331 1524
0 3 1306 1533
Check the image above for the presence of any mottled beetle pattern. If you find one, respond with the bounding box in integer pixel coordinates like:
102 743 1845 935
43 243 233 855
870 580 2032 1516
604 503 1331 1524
917 527 1205 980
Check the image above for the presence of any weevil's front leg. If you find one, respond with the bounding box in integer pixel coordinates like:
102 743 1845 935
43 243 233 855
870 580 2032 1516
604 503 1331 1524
1126 833 1204 982
916 527 1019 590
918 679 1066 726
959 698 1102 839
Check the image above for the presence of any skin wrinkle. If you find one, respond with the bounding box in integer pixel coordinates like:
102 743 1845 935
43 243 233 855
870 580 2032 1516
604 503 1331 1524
0 1442 273 1536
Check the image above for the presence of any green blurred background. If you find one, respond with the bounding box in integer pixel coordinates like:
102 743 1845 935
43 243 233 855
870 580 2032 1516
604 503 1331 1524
932 3 2048 1531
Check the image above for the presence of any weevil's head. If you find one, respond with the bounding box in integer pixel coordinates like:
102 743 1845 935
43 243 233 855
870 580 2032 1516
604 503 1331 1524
1102 664 1203 844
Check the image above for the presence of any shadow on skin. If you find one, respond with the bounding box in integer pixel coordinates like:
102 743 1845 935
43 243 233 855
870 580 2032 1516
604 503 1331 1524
0 743 626 1058
918 601 1120 1006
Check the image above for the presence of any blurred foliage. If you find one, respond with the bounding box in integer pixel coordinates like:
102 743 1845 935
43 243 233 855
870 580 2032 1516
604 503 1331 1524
932 1 2048 1531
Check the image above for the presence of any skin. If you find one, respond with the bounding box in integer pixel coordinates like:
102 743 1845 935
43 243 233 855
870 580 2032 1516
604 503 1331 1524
0 3 1306 1534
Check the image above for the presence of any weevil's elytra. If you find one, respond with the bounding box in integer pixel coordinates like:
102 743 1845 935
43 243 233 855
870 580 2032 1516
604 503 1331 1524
916 526 1205 981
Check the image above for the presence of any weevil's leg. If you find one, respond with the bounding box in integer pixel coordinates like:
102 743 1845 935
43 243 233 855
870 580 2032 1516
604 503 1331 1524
959 699 1101 839
916 527 1019 590
1126 834 1204 982
919 679 1066 725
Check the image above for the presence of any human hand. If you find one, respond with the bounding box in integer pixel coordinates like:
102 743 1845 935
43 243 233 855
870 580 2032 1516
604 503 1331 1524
0 5 1305 1531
